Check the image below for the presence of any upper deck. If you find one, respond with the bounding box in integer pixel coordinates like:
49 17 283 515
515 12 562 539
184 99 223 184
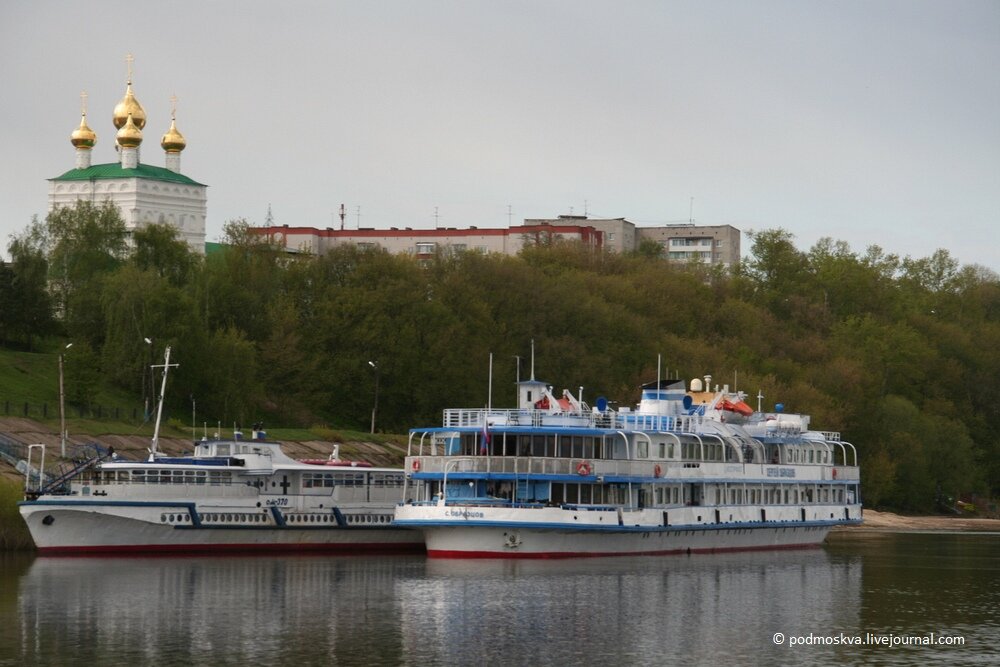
436 407 841 443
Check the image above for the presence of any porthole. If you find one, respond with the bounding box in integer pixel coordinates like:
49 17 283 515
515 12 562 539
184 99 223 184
161 514 167 522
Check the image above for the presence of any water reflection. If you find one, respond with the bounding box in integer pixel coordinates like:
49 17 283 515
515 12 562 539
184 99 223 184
4 554 425 666
402 549 860 665
2 534 997 666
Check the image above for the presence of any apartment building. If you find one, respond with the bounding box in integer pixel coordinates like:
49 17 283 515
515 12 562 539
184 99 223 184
255 216 741 267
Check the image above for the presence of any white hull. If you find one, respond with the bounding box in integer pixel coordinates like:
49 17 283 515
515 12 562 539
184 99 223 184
20 501 423 554
420 524 833 558
395 503 860 558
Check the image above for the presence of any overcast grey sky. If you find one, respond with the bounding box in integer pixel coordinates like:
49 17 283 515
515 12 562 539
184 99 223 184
2 1 998 268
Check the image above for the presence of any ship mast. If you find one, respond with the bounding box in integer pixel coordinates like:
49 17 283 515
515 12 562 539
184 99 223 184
149 346 178 461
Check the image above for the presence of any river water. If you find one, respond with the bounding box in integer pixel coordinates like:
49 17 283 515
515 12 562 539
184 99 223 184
1 532 997 666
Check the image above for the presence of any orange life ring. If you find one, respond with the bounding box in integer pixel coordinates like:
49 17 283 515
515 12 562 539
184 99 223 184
576 460 591 476
412 459 421 472
654 464 662 478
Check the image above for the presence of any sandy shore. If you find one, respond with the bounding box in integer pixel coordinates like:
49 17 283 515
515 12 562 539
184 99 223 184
833 508 1000 533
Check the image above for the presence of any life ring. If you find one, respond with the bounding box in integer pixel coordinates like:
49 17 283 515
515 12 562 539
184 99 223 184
654 464 662 478
412 459 421 472
832 468 837 479
576 460 591 476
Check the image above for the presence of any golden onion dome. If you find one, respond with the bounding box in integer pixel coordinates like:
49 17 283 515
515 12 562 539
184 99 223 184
160 118 186 152
70 113 97 149
113 82 147 130
116 113 143 148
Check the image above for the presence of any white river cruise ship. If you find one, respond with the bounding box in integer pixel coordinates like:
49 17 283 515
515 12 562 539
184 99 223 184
394 371 861 558
18 347 422 555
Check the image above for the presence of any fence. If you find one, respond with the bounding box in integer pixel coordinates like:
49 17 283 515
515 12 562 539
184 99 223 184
0 400 163 423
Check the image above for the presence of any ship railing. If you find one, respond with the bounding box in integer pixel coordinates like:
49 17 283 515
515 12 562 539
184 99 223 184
443 408 601 429
441 408 711 433
613 413 705 432
414 455 599 476
410 455 863 482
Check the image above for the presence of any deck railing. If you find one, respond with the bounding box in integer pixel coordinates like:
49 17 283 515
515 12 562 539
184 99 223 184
442 408 707 432
407 454 860 481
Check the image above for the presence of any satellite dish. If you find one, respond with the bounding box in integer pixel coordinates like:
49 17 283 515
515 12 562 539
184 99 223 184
596 396 608 412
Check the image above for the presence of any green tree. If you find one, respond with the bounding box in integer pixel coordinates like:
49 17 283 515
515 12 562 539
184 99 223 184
44 200 128 346
4 221 56 349
131 222 197 286
100 264 198 395
198 219 285 342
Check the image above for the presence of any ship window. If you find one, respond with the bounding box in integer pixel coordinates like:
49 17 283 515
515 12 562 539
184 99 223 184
638 441 648 458
333 472 365 486
570 437 582 459
216 445 230 456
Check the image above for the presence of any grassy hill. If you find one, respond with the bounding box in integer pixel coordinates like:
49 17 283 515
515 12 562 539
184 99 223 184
0 346 140 423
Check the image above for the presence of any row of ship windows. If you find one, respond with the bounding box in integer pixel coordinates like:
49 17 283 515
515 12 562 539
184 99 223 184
96 470 231 484
157 512 393 524
636 441 833 465
302 473 405 488
100 470 232 484
95 470 407 487
549 483 854 506
502 435 833 465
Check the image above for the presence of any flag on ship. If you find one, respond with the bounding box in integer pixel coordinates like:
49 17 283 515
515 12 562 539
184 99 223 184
481 420 490 454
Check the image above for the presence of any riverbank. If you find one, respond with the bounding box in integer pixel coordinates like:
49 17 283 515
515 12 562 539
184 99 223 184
833 508 1000 533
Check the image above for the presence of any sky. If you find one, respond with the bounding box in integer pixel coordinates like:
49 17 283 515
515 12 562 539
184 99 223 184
2 1 998 269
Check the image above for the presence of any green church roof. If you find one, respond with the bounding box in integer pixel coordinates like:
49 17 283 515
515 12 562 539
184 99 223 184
50 162 205 186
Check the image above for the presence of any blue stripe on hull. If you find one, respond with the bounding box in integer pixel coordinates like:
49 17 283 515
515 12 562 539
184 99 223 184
394 518 862 533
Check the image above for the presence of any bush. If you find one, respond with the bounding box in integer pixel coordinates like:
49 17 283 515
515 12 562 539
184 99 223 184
0 478 35 551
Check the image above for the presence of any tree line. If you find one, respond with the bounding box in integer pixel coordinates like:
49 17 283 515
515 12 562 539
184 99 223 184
2 200 998 510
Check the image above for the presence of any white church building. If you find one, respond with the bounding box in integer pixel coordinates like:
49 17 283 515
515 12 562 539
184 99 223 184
48 60 207 253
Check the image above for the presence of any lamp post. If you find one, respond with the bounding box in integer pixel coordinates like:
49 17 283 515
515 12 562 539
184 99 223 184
59 343 73 458
368 360 379 434
143 337 153 422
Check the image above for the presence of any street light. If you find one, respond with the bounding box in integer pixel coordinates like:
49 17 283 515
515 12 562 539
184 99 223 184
59 343 73 458
368 360 379 434
143 337 153 421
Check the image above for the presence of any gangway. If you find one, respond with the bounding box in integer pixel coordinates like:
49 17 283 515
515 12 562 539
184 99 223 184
24 443 111 499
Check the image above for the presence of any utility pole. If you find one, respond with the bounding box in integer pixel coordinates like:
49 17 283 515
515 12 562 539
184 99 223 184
368 360 379 434
59 343 72 457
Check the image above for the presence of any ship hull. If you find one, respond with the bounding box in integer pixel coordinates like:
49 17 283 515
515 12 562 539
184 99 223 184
395 503 861 558
20 501 423 555
420 524 835 558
